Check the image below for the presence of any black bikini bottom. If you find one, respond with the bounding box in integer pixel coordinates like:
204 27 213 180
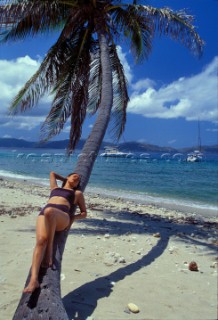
39 203 70 216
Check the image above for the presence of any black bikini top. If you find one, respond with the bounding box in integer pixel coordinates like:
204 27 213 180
50 187 75 205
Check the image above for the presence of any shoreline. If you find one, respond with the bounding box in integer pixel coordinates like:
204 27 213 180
85 186 218 219
1 173 217 219
1 175 217 223
0 177 217 319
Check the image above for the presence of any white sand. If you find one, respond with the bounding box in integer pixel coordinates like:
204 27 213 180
0 178 217 320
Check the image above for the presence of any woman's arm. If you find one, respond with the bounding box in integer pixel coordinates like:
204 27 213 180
49 171 66 190
66 191 87 229
72 191 87 222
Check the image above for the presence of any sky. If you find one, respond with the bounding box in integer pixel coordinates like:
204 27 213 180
0 0 217 148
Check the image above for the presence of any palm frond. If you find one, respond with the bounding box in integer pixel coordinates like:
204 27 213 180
40 27 93 150
139 5 204 56
110 5 153 62
9 39 71 114
9 10 90 115
0 0 72 43
68 81 89 152
40 72 74 141
87 48 102 115
108 43 129 140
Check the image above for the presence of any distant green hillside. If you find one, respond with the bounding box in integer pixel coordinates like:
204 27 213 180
117 141 177 153
0 138 217 153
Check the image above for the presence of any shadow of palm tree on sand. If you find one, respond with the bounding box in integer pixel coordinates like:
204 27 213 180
63 209 217 320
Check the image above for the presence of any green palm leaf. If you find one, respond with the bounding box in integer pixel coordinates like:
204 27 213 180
109 43 129 140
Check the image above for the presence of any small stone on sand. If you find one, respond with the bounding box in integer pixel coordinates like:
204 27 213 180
127 302 140 313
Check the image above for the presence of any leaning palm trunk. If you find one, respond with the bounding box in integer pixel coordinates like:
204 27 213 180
74 32 113 191
13 33 113 320
12 232 69 320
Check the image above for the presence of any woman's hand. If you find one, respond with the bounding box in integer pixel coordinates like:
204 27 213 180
50 171 66 189
75 190 87 220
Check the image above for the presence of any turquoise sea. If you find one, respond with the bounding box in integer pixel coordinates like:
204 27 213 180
0 147 217 217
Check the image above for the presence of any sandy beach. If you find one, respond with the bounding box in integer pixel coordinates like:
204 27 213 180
0 177 217 320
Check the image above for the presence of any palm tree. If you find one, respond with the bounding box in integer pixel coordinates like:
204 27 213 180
0 0 203 190
0 1 203 318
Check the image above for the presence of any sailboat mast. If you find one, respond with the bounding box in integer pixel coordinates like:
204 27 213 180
197 119 202 151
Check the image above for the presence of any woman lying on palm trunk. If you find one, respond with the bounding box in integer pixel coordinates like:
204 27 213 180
23 171 87 293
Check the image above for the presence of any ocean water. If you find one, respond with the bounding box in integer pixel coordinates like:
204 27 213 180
0 147 217 216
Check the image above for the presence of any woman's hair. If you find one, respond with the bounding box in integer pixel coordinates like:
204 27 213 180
62 172 81 190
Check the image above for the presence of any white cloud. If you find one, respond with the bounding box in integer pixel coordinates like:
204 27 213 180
0 56 54 134
0 55 51 114
61 125 71 133
127 56 218 123
117 46 133 83
3 134 12 138
115 48 217 124
131 78 156 93
0 54 217 139
168 139 177 145
137 138 148 143
0 56 39 104
2 115 44 130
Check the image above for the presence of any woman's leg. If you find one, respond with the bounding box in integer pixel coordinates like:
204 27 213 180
42 207 70 268
23 208 69 293
23 215 48 293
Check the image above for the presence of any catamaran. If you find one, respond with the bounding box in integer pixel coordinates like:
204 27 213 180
100 146 134 158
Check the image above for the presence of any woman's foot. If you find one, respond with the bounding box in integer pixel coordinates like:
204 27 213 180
23 279 39 293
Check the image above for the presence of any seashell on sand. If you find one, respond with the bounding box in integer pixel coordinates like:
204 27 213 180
188 261 199 271
127 303 140 313
61 273 65 281
153 232 161 238
210 261 218 268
